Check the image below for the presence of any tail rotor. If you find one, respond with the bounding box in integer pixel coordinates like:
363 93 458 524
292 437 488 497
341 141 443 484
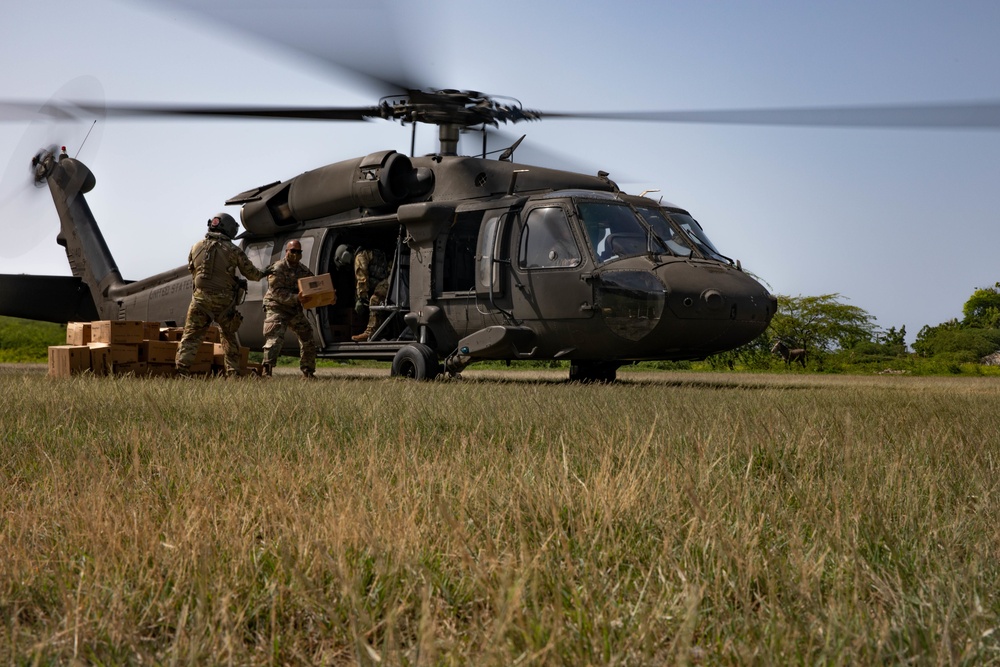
0 76 104 258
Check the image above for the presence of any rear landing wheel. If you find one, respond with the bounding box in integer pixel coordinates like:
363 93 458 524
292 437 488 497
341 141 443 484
390 343 441 380
569 361 620 383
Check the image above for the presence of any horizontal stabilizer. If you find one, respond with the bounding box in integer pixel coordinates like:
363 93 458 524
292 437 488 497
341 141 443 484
0 274 99 323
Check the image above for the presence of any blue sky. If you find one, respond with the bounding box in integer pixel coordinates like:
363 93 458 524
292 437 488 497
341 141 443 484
2 0 999 343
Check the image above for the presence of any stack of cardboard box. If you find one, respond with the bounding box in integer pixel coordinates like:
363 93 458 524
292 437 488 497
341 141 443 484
48 321 253 378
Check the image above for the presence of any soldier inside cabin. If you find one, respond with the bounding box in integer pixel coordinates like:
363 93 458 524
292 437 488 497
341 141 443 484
334 243 390 342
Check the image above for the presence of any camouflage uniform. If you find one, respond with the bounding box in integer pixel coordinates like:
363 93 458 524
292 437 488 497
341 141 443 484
354 248 390 340
175 231 265 374
262 258 318 373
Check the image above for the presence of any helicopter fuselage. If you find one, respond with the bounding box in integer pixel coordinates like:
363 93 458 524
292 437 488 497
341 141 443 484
11 148 775 381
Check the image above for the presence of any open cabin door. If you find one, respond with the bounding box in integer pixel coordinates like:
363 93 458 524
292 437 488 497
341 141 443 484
473 208 516 321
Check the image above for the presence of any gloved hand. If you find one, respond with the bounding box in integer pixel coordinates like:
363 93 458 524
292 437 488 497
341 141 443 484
355 298 367 314
262 264 275 277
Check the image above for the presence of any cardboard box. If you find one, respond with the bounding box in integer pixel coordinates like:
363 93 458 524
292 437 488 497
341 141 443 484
212 343 249 369
88 342 138 366
196 342 215 364
66 322 92 345
89 345 112 376
160 325 221 343
142 321 161 341
91 320 144 345
48 345 91 377
204 325 222 344
161 327 184 341
298 273 336 309
139 340 179 364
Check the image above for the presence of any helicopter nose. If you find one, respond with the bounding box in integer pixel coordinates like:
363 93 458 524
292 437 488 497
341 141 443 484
701 288 724 312
655 263 775 352
663 266 771 323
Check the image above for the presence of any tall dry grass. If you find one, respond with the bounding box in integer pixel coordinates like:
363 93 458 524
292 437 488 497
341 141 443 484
1 367 998 664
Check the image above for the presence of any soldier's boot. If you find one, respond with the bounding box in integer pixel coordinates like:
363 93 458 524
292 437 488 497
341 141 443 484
262 362 272 377
301 368 316 380
351 329 373 342
175 364 192 378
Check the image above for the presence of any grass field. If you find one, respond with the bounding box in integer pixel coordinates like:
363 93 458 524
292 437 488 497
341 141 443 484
1 366 998 664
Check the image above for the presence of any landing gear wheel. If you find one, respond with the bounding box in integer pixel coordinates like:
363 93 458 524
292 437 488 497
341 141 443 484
569 361 620 383
390 343 441 381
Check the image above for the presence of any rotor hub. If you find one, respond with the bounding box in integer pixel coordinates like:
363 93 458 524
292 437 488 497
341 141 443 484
378 89 541 128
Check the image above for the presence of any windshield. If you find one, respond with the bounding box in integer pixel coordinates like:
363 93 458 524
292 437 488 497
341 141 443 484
636 206 728 262
635 207 695 257
669 212 728 262
577 202 651 264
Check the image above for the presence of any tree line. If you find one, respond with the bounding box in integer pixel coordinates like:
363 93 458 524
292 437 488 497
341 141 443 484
703 283 1000 374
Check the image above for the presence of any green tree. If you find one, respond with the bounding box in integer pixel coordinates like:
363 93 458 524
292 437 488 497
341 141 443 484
875 325 908 355
962 282 1000 329
769 294 878 352
912 322 1000 360
913 284 1000 361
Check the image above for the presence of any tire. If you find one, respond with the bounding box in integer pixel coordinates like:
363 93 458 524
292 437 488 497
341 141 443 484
569 361 619 383
390 343 441 380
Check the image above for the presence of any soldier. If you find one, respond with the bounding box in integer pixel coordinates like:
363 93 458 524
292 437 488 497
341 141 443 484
175 212 267 376
334 243 390 342
262 239 318 378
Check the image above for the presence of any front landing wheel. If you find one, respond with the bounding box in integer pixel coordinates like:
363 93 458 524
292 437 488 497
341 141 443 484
390 343 441 381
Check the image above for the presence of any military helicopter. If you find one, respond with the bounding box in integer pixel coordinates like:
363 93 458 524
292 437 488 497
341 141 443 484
0 87 780 381
3 7 997 381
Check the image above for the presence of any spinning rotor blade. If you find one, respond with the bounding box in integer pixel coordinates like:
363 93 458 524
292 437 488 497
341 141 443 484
8 98 1000 134
0 77 104 258
159 0 428 97
50 101 380 123
539 100 1000 130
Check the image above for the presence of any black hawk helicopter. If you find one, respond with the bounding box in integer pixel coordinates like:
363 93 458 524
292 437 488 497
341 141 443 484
1 86 781 381
3 7 999 381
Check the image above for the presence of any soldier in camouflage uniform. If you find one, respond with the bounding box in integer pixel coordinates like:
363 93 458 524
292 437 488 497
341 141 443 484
175 213 268 376
334 244 389 342
262 239 318 378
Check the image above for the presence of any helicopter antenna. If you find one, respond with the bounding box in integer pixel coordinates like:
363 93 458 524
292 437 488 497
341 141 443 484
498 134 526 162
74 119 99 159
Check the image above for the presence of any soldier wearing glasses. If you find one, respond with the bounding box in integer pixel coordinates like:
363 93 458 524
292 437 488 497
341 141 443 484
261 239 318 379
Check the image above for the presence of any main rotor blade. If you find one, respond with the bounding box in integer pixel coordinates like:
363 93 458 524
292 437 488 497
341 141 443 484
156 0 427 97
0 101 381 123
540 100 1000 130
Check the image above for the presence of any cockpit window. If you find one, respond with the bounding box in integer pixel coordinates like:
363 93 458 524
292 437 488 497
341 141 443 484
577 202 650 264
635 207 695 257
669 212 728 262
518 207 582 269
635 207 728 263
